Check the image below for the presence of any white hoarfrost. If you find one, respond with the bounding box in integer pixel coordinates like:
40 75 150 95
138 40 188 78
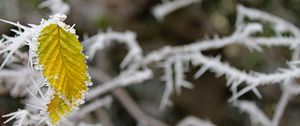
2 0 300 126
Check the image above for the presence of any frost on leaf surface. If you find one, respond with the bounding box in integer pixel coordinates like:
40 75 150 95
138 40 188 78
38 23 89 124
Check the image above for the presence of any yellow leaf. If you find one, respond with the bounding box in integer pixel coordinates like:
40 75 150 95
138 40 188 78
38 24 89 124
47 94 71 124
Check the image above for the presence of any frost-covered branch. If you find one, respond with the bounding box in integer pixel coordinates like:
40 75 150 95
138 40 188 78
0 19 32 69
230 5 300 126
0 68 42 97
85 5 300 110
236 5 300 37
190 53 300 101
2 109 43 126
84 30 143 68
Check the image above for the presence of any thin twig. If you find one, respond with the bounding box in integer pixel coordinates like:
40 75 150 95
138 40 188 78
88 67 168 126
112 88 169 126
271 81 292 126
95 108 114 126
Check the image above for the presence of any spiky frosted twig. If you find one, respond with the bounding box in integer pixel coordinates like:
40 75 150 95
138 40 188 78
84 5 300 126
84 30 143 68
0 68 42 97
236 5 300 37
2 109 45 126
0 19 32 70
231 5 300 126
190 53 300 101
86 5 300 110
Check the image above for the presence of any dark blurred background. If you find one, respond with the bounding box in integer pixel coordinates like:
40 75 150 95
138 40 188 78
1 0 300 126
